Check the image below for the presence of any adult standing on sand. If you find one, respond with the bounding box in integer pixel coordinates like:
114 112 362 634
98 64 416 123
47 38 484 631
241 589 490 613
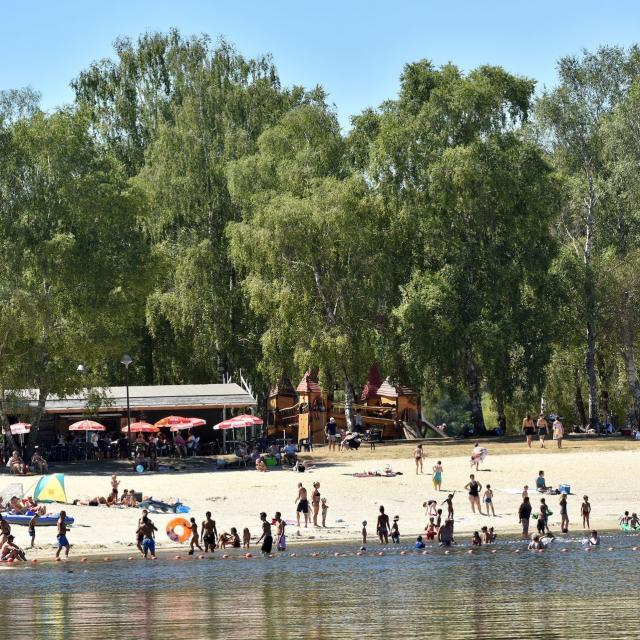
519 496 532 538
311 482 321 527
137 516 157 559
414 444 424 474
537 414 549 448
553 417 564 449
522 414 535 448
257 512 273 556
325 417 337 452
201 512 217 553
56 511 70 559
274 511 287 551
295 483 309 528
377 506 390 544
559 493 569 533
465 474 483 515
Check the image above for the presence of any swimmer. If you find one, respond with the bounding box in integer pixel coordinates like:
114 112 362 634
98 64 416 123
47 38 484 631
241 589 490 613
137 509 156 555
28 513 38 548
362 520 367 546
56 510 70 559
631 513 640 529
137 516 156 559
483 485 495 516
391 516 400 544
489 527 497 543
528 534 546 550
537 498 550 535
188 517 203 554
377 506 390 544
242 527 251 548
472 531 482 546
438 519 454 547
432 460 443 491
425 518 436 540
321 497 328 528
256 512 273 556
581 496 591 529
588 530 600 546
441 493 455 520
415 535 425 549
619 511 631 526
481 526 490 544
519 497 532 538
201 512 217 552
274 512 287 551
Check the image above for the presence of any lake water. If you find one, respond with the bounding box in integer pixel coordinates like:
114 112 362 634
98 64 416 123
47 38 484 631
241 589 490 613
1 533 638 639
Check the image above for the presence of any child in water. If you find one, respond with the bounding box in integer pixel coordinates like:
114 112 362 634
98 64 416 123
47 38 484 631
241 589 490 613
415 535 425 549
391 516 400 543
361 521 367 546
242 527 251 548
425 518 436 540
471 531 482 546
321 497 328 528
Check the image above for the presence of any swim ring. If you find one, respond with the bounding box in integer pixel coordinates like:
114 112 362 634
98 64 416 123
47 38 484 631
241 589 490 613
166 517 190 543
620 524 640 532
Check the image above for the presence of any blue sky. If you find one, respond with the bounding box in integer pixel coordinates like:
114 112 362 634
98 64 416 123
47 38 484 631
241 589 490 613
2 1 640 128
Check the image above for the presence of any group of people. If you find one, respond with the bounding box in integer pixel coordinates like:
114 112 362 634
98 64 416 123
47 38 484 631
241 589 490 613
6 448 48 475
522 413 564 448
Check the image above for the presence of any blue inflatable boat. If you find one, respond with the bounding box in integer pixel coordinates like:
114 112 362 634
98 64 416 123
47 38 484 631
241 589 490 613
1 512 74 527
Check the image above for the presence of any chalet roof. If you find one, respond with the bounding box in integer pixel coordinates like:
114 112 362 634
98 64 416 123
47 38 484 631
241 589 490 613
376 377 416 399
360 365 383 401
268 376 297 398
296 370 322 394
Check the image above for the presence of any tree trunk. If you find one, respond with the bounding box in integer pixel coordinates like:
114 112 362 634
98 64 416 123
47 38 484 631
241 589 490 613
0 390 19 453
597 353 610 425
464 342 486 434
27 388 49 451
343 373 355 431
574 370 588 427
621 329 640 426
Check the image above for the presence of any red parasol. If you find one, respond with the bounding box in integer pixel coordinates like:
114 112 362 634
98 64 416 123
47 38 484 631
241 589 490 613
68 420 106 431
121 421 159 433
9 422 31 435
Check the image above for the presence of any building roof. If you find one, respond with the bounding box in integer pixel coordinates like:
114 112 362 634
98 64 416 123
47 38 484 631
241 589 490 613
360 365 383 401
376 377 416 399
296 370 322 394
268 376 297 399
37 384 256 414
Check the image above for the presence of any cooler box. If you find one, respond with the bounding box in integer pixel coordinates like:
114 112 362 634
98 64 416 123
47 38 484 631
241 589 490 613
560 484 571 494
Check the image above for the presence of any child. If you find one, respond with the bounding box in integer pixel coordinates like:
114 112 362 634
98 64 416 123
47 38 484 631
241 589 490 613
391 516 400 543
471 531 482 546
120 489 129 506
361 520 367 546
425 518 436 540
522 485 529 500
582 495 591 529
415 535 425 549
489 527 497 543
188 517 203 555
28 513 38 548
441 493 455 520
619 511 631 526
321 497 328 528
111 474 120 500
481 526 490 544
432 461 443 491
631 513 640 529
483 485 495 516
242 527 251 548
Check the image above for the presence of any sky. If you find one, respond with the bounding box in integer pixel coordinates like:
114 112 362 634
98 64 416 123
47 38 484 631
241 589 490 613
2 0 640 128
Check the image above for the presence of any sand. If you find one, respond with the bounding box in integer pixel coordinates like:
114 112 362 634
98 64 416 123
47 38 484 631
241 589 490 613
5 439 639 559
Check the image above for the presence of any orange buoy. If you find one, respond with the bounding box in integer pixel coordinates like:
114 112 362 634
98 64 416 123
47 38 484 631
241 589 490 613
174 555 182 560
244 553 253 559
31 559 38 564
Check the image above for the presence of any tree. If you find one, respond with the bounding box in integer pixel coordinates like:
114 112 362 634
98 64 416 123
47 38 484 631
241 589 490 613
536 45 640 426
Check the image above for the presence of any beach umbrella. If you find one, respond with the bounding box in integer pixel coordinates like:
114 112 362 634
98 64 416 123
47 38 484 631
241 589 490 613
214 415 263 442
120 421 159 433
68 419 106 431
154 415 194 428
9 422 31 435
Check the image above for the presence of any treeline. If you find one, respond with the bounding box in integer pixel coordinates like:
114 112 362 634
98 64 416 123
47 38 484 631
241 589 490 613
1 31 640 442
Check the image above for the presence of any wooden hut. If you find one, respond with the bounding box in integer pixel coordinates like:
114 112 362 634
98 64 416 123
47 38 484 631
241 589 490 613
266 376 298 438
296 370 326 445
377 377 420 438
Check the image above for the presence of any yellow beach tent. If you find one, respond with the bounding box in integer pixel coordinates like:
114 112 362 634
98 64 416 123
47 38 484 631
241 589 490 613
33 474 67 503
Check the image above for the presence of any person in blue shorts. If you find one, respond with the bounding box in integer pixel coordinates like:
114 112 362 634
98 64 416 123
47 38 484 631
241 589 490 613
56 511 70 559
138 516 157 559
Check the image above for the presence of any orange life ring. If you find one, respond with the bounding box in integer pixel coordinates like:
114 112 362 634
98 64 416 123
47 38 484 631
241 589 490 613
166 517 190 543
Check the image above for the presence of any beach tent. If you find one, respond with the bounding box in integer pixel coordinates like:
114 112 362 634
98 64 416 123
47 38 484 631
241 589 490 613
33 474 67 503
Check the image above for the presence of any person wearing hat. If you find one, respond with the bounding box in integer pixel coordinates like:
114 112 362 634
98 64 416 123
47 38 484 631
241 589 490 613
325 417 337 452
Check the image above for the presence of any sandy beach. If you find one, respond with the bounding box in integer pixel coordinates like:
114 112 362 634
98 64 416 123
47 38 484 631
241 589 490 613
5 438 639 560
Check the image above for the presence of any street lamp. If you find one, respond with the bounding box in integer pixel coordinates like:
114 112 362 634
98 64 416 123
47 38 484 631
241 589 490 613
120 354 133 453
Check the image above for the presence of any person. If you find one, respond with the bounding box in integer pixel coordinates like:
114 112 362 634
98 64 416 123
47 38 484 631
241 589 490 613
441 493 455 520
559 494 569 533
377 506 390 544
188 517 203 554
283 441 298 465
471 531 482 546
321 497 328 528
488 527 497 543
391 516 400 543
136 509 156 554
201 512 217 553
528 534 546 550
435 509 443 531
0 514 11 548
311 482 321 527
137 516 157 559
483 485 495 516
257 512 273 556
522 413 535 448
553 417 564 448
537 413 549 448
537 499 550 534
56 511 70 559
228 527 241 548
519 497 532 538
619 511 631 526
438 519 454 547
219 530 240 548
424 500 438 519
536 471 547 493
255 458 268 472
28 513 39 548
111 474 120 501
295 483 309 528
274 512 287 551
325 417 337 452
1 535 26 561
361 520 367 547
630 513 640 529
31 447 48 474
588 530 600 546
242 527 251 549
414 444 424 474
470 443 486 471
582 496 591 529
415 535 425 549
522 485 529 500
174 432 187 458
465 474 483 514
432 460 443 491
7 451 27 475
425 518 436 540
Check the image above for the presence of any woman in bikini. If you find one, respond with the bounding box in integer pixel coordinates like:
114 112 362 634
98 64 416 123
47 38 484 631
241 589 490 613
432 461 443 491
311 482 321 527
522 414 535 448
465 475 483 515
414 444 424 474
559 494 569 533
483 484 495 516
377 506 390 544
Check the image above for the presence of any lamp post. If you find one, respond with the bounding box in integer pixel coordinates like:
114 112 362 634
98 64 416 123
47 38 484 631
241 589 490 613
120 354 133 455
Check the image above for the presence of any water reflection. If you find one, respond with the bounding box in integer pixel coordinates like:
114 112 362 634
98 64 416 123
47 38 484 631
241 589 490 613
0 538 639 639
